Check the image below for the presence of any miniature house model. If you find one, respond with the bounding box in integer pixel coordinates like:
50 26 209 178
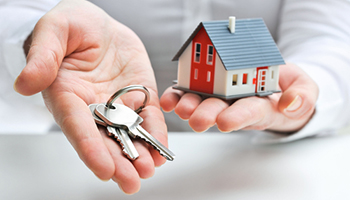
172 17 285 99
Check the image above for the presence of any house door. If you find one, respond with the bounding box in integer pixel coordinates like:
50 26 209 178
190 27 216 94
256 67 268 93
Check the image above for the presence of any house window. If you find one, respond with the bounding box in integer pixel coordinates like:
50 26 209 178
232 74 238 86
271 70 274 79
194 43 201 63
242 73 248 84
207 71 211 82
194 69 198 80
207 45 214 65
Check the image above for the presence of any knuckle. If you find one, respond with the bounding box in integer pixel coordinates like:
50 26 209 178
174 103 194 120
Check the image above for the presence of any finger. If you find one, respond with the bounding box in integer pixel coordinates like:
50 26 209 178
278 64 319 119
174 93 202 120
160 87 184 112
101 132 141 194
188 98 229 132
216 96 279 132
46 91 115 181
140 105 168 166
129 140 155 178
14 11 68 96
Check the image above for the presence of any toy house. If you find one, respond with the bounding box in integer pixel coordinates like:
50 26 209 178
172 17 285 100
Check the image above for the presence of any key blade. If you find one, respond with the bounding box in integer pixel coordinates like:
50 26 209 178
134 126 175 161
107 126 139 160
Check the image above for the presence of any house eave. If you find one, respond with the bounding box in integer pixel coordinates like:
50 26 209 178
172 23 204 61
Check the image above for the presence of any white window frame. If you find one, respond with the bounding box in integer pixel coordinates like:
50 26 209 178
207 45 214 65
194 69 198 80
207 71 211 82
194 43 201 63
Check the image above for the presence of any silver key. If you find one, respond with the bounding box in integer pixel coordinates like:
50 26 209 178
89 104 139 160
95 103 175 161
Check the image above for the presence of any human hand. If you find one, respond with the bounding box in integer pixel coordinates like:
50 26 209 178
14 0 167 194
160 64 318 133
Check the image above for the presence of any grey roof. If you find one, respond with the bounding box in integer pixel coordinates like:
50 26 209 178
172 18 285 70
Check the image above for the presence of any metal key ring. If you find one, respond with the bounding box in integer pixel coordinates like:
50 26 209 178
106 85 150 114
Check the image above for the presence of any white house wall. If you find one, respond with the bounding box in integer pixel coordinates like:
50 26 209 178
222 65 280 96
177 41 192 89
213 54 227 95
225 68 256 96
266 65 279 91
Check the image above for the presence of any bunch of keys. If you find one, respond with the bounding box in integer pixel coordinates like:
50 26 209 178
89 85 175 161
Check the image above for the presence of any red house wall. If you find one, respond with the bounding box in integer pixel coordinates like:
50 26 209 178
190 27 216 94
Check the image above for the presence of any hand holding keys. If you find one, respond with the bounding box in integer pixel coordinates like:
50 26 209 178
89 85 175 161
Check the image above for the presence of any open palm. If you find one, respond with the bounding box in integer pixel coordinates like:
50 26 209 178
14 0 167 194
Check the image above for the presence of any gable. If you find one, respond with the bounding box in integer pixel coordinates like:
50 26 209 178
172 18 285 70
172 23 205 62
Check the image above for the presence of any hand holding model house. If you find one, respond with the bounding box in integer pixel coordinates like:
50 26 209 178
160 17 318 133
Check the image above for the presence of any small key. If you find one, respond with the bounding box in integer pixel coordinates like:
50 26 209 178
95 103 175 161
89 104 139 160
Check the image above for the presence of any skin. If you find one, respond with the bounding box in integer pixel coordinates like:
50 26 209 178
13 0 319 195
160 63 319 133
14 0 166 194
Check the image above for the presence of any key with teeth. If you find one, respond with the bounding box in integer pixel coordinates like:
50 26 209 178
89 104 139 160
95 103 175 161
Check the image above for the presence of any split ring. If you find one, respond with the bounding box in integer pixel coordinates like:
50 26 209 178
106 85 150 114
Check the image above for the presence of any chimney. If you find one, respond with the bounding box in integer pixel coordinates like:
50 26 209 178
228 16 236 33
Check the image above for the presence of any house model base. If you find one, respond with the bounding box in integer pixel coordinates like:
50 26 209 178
173 85 281 100
172 17 285 100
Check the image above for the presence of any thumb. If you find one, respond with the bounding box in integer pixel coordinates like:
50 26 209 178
14 13 67 96
278 64 319 119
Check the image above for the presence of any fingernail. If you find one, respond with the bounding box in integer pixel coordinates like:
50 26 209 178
97 175 110 182
285 95 302 112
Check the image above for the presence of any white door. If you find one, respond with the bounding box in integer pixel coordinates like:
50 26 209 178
257 69 267 93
